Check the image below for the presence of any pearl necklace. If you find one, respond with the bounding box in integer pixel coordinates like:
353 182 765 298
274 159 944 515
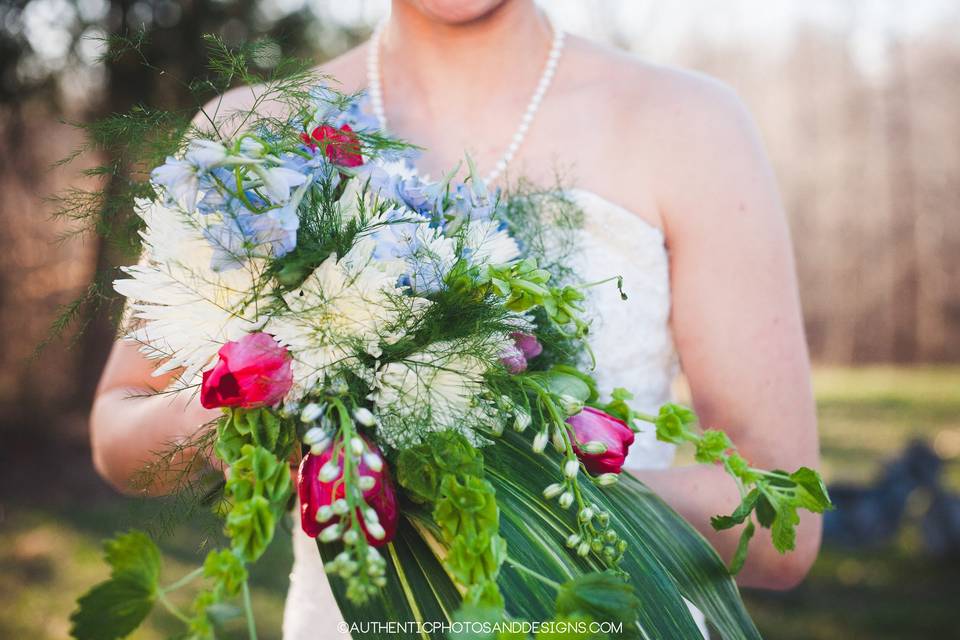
366 19 565 185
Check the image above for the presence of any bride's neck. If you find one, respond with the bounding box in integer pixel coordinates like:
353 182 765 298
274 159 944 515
382 1 551 98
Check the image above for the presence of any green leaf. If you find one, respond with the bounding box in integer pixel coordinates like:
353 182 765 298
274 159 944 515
600 387 635 423
711 489 759 531
71 577 156 640
754 493 776 528
770 503 799 553
555 570 641 626
104 530 161 586
728 520 755 574
789 467 833 513
397 447 443 503
531 369 592 403
70 531 161 640
549 365 600 403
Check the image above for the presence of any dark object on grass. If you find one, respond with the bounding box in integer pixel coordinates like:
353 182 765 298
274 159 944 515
824 440 960 556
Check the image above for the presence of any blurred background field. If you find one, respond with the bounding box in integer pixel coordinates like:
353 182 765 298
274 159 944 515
1 0 959 638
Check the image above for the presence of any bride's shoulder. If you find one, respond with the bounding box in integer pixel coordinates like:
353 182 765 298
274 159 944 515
564 35 753 140
561 36 772 222
192 44 368 130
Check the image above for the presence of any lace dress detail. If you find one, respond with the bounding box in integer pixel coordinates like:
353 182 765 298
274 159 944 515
282 189 702 638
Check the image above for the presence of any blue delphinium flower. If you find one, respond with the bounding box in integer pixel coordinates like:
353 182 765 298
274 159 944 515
151 139 228 210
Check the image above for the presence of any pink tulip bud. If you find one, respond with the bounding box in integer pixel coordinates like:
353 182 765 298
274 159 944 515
200 333 293 409
510 332 543 360
566 407 635 475
499 344 527 374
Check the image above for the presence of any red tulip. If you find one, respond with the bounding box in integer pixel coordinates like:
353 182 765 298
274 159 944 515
200 333 293 409
301 123 363 167
567 407 635 475
297 435 398 546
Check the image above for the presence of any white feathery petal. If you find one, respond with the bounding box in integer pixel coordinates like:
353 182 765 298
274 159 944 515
371 341 493 448
268 237 421 399
464 219 521 267
113 199 267 383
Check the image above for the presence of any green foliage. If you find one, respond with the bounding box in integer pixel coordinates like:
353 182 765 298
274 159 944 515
203 549 248 599
653 403 698 444
554 570 641 627
695 429 734 464
215 407 296 464
395 432 507 614
70 531 161 640
527 368 593 404
224 444 292 563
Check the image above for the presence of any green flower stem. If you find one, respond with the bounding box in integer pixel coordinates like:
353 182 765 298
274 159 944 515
160 566 205 594
504 558 560 591
242 579 258 640
156 589 191 624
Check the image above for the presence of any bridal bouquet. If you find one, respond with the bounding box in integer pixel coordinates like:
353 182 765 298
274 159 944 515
68 40 830 640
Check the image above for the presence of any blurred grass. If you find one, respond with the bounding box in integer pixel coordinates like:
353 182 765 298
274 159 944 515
1 366 958 639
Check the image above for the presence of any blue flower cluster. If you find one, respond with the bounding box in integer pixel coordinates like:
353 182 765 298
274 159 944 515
150 90 504 274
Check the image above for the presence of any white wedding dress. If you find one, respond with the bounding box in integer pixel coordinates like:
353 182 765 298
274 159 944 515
283 187 709 638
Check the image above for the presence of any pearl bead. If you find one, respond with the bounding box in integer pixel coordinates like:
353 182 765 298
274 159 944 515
367 19 564 184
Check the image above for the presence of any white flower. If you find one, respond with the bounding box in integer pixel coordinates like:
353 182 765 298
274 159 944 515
370 341 492 448
252 165 307 203
113 199 266 384
268 238 420 399
185 139 228 168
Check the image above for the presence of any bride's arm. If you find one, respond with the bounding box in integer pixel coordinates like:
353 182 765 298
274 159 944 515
91 340 221 495
630 74 821 590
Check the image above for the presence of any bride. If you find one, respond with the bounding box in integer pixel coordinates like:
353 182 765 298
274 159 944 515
90 0 822 637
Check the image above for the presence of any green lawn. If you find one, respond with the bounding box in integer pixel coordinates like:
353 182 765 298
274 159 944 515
2 366 958 639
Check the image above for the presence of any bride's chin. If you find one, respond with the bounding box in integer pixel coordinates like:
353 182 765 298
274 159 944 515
402 0 511 25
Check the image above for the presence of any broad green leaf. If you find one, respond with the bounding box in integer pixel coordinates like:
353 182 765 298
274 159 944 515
71 577 156 640
104 530 161 587
754 493 776 528
549 365 600 403
322 430 761 639
70 531 161 640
